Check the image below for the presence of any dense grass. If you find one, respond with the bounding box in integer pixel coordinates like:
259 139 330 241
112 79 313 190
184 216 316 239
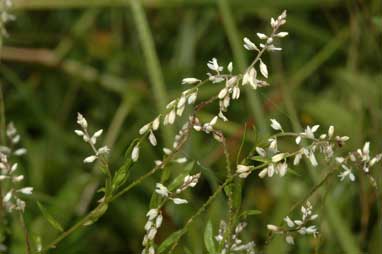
1 0 382 253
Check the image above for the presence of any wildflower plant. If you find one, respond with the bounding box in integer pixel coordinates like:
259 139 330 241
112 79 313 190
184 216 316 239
0 8 381 254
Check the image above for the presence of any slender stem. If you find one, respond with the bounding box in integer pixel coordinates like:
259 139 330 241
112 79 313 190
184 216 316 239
18 211 31 254
168 175 235 253
42 203 103 252
0 84 5 227
221 136 235 250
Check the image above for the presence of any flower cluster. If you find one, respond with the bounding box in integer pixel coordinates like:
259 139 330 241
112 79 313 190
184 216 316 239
74 113 110 164
336 142 382 183
267 201 318 245
141 173 201 253
0 0 15 37
155 172 201 205
236 120 352 179
215 221 256 254
142 208 163 254
0 123 32 213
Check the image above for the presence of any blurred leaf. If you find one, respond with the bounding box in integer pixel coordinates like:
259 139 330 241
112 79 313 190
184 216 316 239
37 201 64 232
239 209 262 218
204 220 216 254
157 229 183 254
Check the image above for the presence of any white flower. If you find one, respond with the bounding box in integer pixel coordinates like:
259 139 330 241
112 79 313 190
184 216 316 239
168 109 176 125
172 198 188 205
152 117 160 130
259 59 268 78
77 113 88 129
285 235 294 245
284 216 295 227
277 162 288 176
175 157 187 164
147 228 157 240
295 136 301 144
232 87 240 100
14 148 27 156
243 37 258 51
83 155 97 163
181 78 200 85
237 164 253 178
18 187 33 195
270 119 282 131
93 129 103 138
271 153 286 163
227 62 233 73
308 152 318 167
3 191 12 202
207 58 223 72
155 214 163 228
293 153 302 165
328 125 334 139
131 145 140 162
303 125 320 139
276 32 289 38
146 208 158 220
218 87 228 99
148 131 157 146
97 146 110 155
267 224 280 232
74 130 84 136
139 123 151 135
338 165 355 182
187 92 197 104
155 183 169 197
163 148 172 155
256 33 267 40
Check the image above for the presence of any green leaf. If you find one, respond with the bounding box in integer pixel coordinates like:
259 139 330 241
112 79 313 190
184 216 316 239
240 209 262 218
83 203 108 226
112 138 140 192
157 229 183 253
204 220 216 254
250 156 269 163
37 201 64 232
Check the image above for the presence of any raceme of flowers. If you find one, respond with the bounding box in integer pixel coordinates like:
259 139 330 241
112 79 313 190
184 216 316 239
215 220 256 254
141 173 201 254
267 201 319 245
75 113 110 164
0 123 32 213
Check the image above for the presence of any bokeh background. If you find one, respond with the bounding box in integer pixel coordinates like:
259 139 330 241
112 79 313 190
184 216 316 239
1 0 381 253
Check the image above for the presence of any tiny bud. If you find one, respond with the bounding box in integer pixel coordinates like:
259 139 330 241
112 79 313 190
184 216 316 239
131 145 140 162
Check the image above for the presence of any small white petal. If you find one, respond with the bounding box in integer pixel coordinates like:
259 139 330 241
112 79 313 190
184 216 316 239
131 145 140 162
148 131 157 146
270 119 282 131
181 78 200 85
93 129 103 138
259 59 268 78
74 130 84 136
272 153 286 163
139 123 151 135
172 198 188 205
84 155 97 163
18 187 33 195
256 33 267 39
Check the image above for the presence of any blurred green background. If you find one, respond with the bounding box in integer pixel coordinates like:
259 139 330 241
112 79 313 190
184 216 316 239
1 0 382 253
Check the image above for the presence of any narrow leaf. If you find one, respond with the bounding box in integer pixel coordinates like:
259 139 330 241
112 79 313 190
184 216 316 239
37 201 64 232
204 220 216 254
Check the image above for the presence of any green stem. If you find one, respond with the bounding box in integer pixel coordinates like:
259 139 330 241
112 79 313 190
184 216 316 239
168 175 235 253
